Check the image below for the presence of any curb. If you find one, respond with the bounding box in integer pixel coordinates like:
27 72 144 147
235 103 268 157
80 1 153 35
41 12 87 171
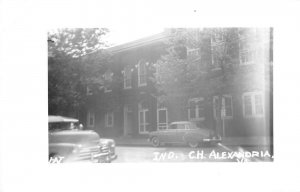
116 143 152 147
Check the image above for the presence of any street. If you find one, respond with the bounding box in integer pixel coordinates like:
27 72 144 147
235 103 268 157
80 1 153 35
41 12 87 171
113 144 272 163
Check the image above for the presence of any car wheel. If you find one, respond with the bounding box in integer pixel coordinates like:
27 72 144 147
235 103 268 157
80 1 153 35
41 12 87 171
151 137 160 147
188 141 199 148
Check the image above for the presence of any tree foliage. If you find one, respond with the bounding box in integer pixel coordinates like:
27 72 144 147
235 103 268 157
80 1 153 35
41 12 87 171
48 28 110 116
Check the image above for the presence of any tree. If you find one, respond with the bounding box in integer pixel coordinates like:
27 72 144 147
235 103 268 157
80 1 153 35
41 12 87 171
153 28 272 135
48 28 110 117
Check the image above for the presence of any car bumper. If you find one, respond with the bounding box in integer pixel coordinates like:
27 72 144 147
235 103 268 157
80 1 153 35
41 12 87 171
203 137 222 143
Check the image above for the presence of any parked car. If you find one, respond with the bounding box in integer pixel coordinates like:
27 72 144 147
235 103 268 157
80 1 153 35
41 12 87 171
48 115 111 163
148 121 221 148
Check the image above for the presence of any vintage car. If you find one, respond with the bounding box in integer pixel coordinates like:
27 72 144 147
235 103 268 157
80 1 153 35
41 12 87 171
48 115 112 163
148 121 221 148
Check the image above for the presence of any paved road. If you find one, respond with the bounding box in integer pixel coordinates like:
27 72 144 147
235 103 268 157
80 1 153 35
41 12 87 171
113 144 270 162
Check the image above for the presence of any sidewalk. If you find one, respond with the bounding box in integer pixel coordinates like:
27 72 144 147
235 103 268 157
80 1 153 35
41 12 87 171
113 135 272 147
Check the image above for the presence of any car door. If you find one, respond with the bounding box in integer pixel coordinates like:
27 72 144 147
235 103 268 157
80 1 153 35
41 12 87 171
163 123 178 143
183 123 202 142
174 123 187 143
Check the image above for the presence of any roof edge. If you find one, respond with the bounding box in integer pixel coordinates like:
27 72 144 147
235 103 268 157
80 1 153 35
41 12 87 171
106 32 169 54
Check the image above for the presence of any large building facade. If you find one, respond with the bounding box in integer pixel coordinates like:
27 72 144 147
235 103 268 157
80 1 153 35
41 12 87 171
82 28 273 143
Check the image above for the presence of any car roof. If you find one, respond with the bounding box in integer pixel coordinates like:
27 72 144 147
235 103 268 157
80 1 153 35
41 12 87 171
48 115 79 123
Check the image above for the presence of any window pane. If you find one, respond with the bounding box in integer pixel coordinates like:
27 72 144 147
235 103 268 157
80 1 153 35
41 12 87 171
255 95 263 115
139 111 143 124
169 124 177 129
197 100 205 118
197 108 204 118
145 110 148 124
190 101 196 119
158 110 167 123
225 97 233 117
244 95 252 116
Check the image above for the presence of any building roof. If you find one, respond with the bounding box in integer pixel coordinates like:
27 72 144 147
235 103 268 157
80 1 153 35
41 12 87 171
106 32 168 54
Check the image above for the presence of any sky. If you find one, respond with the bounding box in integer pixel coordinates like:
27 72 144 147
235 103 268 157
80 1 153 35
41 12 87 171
103 27 165 47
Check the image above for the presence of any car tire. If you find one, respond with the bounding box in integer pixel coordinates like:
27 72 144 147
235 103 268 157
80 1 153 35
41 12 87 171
151 137 160 147
188 141 199 148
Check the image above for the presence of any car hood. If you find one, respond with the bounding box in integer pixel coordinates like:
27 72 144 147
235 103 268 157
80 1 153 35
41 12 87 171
99 138 115 145
49 130 100 146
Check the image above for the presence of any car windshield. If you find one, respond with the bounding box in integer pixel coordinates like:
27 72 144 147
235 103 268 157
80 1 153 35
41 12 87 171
49 122 79 131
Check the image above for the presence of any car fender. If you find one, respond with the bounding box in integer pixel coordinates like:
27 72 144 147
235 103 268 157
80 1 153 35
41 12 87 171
183 131 207 143
49 143 80 159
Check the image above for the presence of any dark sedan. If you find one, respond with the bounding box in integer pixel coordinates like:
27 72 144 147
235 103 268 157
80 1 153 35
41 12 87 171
148 121 221 148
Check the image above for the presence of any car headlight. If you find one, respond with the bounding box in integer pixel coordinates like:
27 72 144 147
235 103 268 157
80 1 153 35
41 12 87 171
72 145 82 153
111 142 115 147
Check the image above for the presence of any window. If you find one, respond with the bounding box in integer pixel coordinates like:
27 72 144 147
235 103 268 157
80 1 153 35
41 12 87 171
211 46 222 69
87 112 95 128
188 98 205 120
123 66 132 89
212 30 224 43
243 92 264 118
239 39 256 65
213 95 233 119
104 70 113 92
169 124 177 130
223 95 233 118
157 107 168 130
213 96 220 119
139 104 149 133
187 47 200 57
105 112 114 127
177 124 185 130
138 61 147 86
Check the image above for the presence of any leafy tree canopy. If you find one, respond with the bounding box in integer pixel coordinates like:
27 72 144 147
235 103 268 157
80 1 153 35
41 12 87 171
48 28 110 116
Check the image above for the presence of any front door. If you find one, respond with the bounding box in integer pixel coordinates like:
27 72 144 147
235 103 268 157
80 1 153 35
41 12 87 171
157 108 168 130
124 105 133 136
139 109 149 134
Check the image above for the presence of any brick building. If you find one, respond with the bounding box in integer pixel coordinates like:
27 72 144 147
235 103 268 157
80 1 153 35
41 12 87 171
82 28 273 143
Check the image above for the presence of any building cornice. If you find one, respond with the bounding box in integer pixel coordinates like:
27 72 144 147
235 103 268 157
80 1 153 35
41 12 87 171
106 32 169 54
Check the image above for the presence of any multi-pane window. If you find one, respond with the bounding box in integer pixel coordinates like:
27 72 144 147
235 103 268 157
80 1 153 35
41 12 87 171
223 95 233 118
138 102 149 133
213 96 220 119
239 39 256 65
123 66 132 89
188 98 205 120
157 101 168 130
187 47 200 57
213 95 233 119
211 46 222 69
87 112 95 128
105 112 114 127
138 61 147 86
243 92 264 118
139 109 149 133
104 70 113 92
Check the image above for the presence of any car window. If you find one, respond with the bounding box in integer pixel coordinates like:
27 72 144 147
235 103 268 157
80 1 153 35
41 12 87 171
169 124 177 129
177 124 185 129
188 122 198 129
185 124 190 129
49 122 79 131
